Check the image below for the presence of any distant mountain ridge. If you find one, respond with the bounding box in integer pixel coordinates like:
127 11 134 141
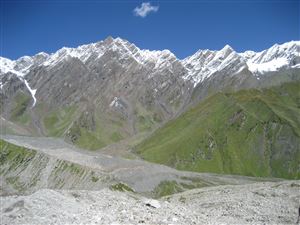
1 37 299 105
0 37 299 153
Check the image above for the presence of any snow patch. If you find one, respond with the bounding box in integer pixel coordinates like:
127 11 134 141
292 64 300 69
22 79 37 107
247 58 289 74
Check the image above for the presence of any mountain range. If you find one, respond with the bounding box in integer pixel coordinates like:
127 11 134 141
1 37 299 178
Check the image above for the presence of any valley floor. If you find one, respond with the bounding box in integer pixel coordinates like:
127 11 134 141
1 135 279 195
1 180 299 225
1 135 299 224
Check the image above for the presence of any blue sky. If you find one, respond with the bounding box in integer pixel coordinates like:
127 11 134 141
1 0 299 60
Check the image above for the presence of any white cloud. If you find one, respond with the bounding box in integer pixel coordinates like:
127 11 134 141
133 2 159 18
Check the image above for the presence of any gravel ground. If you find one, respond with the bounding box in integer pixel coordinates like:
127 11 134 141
1 180 299 225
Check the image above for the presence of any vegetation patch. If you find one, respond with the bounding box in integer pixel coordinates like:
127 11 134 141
153 181 183 198
0 139 36 173
52 160 85 178
10 93 31 123
136 82 300 179
66 111 128 150
91 176 99 182
44 105 77 137
6 176 25 192
110 132 123 142
109 183 134 192
137 115 154 132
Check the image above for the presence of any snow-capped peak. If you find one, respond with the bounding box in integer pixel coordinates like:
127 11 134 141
40 36 176 68
182 45 246 86
106 37 178 68
215 44 234 59
182 40 300 86
0 38 299 96
242 41 300 63
1 36 179 75
240 50 257 60
14 56 34 71
240 40 300 74
0 55 40 107
0 37 181 107
0 57 15 75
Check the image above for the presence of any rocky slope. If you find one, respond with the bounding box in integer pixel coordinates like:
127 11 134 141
1 37 194 150
1 180 299 225
1 37 299 151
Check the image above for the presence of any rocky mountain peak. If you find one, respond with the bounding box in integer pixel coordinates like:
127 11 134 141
249 41 300 64
182 40 300 86
217 44 235 59
240 40 300 74
182 44 246 86
0 38 299 108
103 35 115 44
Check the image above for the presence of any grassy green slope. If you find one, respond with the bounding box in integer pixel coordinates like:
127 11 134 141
42 102 161 151
42 104 130 150
136 82 300 179
0 139 112 194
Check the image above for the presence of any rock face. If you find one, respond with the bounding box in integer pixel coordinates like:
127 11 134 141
0 37 299 150
1 37 191 112
1 38 299 107
1 180 299 225
0 37 300 149
0 37 194 148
